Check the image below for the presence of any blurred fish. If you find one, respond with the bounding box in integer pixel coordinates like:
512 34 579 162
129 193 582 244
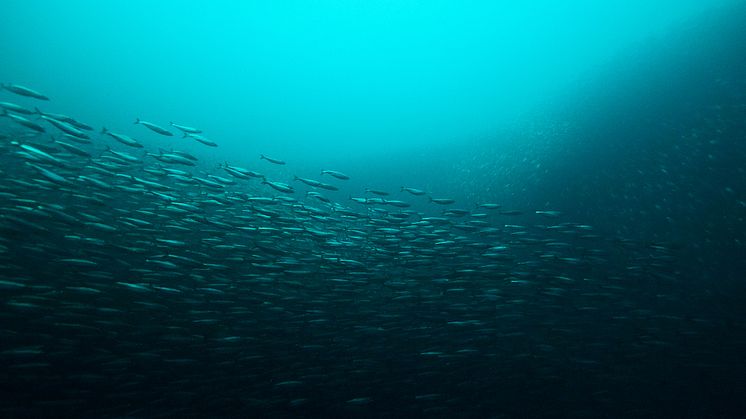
429 197 455 205
101 127 143 148
321 170 350 180
401 186 427 195
185 133 218 147
1 83 49 100
260 154 286 165
2 110 45 132
134 118 173 136
170 121 202 134
0 101 34 115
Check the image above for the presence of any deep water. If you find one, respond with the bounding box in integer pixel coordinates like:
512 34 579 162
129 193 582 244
1 2 746 418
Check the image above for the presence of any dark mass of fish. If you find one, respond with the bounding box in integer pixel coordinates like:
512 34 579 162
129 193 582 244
1 61 745 418
0 84 684 418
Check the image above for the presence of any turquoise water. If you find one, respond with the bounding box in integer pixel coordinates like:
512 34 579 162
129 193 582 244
0 1 726 161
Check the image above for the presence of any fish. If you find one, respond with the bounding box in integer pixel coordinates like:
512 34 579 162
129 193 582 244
170 122 202 134
101 127 143 148
477 203 501 209
262 180 294 193
535 210 562 218
2 110 46 132
401 186 427 195
25 162 69 184
222 163 263 179
366 189 389 196
317 182 339 191
294 176 323 187
0 77 697 419
385 199 411 208
185 133 218 147
260 154 286 165
34 108 93 130
499 209 523 215
321 170 350 180
53 139 91 157
149 151 195 166
0 101 34 115
134 118 173 136
1 83 50 100
429 197 455 205
40 115 89 139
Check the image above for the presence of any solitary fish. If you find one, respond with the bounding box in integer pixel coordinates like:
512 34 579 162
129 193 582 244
477 203 502 209
101 127 143 148
262 180 294 193
317 182 339 191
366 189 389 196
261 154 286 165
185 133 218 147
0 101 34 115
535 210 562 218
1 83 49 100
499 210 524 216
134 118 173 136
401 187 427 195
430 197 455 205
294 176 323 187
321 170 350 180
170 122 202 134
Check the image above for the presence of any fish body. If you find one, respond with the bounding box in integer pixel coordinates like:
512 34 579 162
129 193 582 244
101 127 143 148
321 170 349 180
2 83 49 100
260 154 286 165
134 118 173 136
170 122 202 134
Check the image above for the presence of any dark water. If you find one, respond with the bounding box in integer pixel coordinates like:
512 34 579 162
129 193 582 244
1 2 746 418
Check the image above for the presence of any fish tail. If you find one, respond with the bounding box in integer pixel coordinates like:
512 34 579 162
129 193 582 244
134 118 140 124
100 126 108 134
34 107 42 115
260 154 266 160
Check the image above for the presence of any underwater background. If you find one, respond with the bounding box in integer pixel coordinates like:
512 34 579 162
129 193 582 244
1 1 745 418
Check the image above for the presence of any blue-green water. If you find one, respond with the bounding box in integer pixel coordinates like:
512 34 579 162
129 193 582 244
1 1 745 418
